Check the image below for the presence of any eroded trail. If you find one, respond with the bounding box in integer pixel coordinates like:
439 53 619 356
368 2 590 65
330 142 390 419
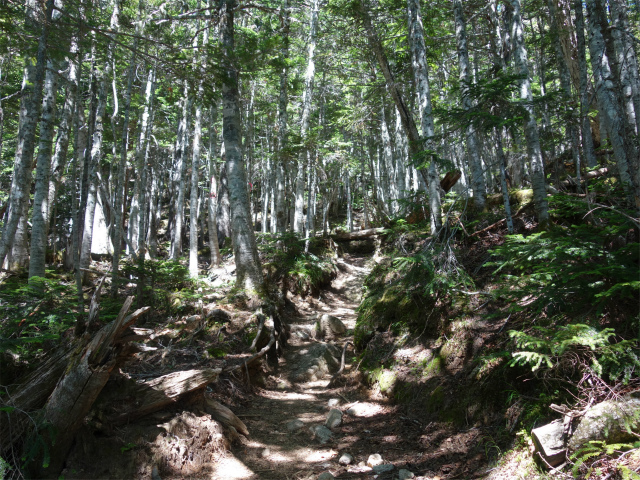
218 254 381 480
213 254 489 480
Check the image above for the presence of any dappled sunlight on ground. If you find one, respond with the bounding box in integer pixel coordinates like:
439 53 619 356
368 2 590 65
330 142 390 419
210 456 256 479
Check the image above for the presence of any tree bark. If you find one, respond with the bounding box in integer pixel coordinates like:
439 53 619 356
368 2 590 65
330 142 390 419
585 0 640 211
572 0 598 169
453 0 486 210
0 0 55 269
406 0 443 233
219 0 265 294
28 59 58 284
274 0 290 234
508 0 550 227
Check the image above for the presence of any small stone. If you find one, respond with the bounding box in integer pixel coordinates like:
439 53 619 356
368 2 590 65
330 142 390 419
328 398 340 407
310 425 333 444
367 453 384 467
531 419 565 467
325 408 343 429
322 314 347 334
317 473 335 480
397 469 415 479
286 419 305 432
372 464 394 474
338 453 354 465
260 448 270 458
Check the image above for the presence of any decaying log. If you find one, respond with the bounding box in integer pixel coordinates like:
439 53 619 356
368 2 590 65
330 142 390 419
440 170 462 193
331 227 384 242
108 368 222 425
0 346 74 456
204 396 249 436
29 297 150 478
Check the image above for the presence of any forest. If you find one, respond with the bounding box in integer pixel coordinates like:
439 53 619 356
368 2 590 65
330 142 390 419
0 0 639 478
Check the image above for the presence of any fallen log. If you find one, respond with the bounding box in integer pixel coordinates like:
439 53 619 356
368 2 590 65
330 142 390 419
557 167 609 189
204 396 249 437
331 227 384 241
0 346 74 457
28 297 150 478
106 368 222 425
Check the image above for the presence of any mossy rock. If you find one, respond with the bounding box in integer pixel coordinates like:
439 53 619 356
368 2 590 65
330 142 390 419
367 368 397 396
422 355 444 378
355 284 433 348
510 188 533 206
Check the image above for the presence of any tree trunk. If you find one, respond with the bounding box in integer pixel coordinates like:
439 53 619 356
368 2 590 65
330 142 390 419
274 0 290 234
220 0 265 294
572 0 598 168
112 3 143 295
453 0 486 210
406 0 443 233
0 0 55 269
585 0 640 211
207 106 221 267
170 82 193 260
508 0 550 227
548 0 582 184
29 60 58 284
610 0 640 136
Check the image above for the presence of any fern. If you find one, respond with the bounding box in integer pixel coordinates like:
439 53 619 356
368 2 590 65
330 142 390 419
509 325 638 380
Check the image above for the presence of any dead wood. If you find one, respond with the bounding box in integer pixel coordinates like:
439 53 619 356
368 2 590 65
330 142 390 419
27 297 151 478
0 347 74 457
204 396 249 436
224 328 277 374
441 170 462 193
331 227 384 241
107 368 222 425
471 202 533 236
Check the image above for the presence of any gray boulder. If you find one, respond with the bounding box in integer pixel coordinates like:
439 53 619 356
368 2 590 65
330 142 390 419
568 396 640 451
314 314 347 340
291 343 340 382
531 419 566 467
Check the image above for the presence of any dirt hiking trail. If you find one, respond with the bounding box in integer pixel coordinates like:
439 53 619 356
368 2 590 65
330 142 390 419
216 254 488 480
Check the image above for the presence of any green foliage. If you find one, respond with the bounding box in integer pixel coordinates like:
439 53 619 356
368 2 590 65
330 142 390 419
487 200 640 383
509 324 640 382
121 258 195 312
0 455 10 480
0 275 77 354
572 441 640 479
258 233 335 296
355 239 473 347
488 211 639 319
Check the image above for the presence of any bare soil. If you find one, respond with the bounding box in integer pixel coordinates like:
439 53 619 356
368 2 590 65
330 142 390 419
60 254 494 480
218 254 491 480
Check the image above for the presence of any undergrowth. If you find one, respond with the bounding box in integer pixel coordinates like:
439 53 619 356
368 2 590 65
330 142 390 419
353 191 640 476
259 232 336 297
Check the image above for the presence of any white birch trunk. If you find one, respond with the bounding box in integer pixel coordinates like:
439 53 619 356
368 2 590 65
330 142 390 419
0 0 55 268
294 0 319 236
170 83 193 260
407 0 443 234
29 60 58 283
585 0 640 210
220 0 264 293
572 0 598 168
509 0 550 226
453 0 486 210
